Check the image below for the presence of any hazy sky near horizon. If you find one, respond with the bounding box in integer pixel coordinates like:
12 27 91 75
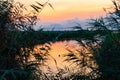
18 0 112 22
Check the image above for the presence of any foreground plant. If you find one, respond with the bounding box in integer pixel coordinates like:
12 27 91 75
0 0 53 79
64 0 120 80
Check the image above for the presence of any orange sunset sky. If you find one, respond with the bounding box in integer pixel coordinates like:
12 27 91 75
17 0 112 22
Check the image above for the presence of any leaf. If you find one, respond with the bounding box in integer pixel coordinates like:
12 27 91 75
36 2 44 7
67 53 75 57
40 47 46 50
31 4 41 12
33 54 45 60
0 71 8 80
48 3 54 10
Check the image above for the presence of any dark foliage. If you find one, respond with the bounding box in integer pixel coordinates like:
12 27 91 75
0 0 51 79
64 0 120 80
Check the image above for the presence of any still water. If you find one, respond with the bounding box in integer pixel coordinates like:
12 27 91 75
32 40 97 75
32 40 81 71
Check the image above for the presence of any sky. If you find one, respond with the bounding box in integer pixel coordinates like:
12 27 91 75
16 0 113 30
17 0 112 22
40 0 112 22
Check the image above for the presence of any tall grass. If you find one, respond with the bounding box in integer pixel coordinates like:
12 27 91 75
0 0 53 79
0 0 120 80
64 0 120 79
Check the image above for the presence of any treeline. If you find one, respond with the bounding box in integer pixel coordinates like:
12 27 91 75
10 30 109 42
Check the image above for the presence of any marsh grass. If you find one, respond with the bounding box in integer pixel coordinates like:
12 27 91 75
63 0 120 80
0 0 53 79
0 0 120 80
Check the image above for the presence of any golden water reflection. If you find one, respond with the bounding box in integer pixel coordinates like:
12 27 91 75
33 41 81 71
33 40 98 77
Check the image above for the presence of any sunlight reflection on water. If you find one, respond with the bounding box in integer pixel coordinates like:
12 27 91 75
33 40 81 72
32 40 98 77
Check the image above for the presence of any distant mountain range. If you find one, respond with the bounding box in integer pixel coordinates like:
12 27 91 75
33 18 88 31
